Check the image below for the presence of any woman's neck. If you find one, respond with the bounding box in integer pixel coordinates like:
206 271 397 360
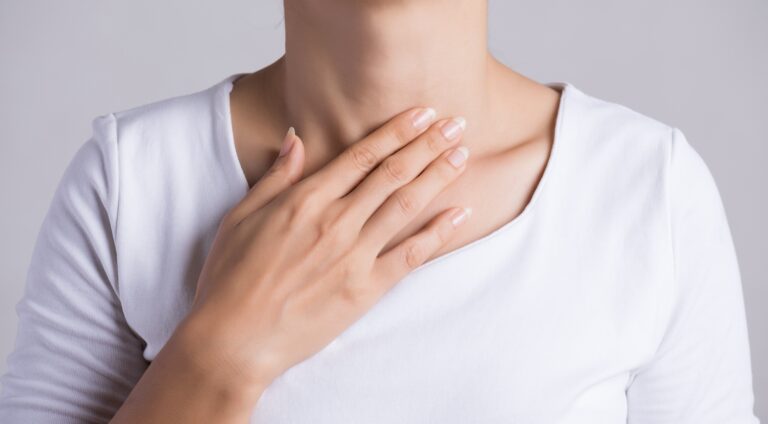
273 0 503 153
234 0 559 180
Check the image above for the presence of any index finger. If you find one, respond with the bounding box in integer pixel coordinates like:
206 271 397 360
308 106 437 199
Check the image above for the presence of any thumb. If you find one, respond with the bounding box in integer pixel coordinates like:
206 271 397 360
227 127 306 225
270 126 306 184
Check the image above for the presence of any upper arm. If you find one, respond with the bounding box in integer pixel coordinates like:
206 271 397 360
625 128 759 423
0 114 148 423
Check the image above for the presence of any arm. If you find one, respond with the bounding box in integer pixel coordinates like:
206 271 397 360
0 114 148 423
0 114 263 423
109 107 470 421
1 105 468 422
625 128 759 423
108 322 266 423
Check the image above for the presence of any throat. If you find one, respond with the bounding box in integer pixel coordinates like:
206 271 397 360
277 0 493 156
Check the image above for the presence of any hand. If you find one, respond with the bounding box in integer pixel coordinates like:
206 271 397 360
173 107 472 404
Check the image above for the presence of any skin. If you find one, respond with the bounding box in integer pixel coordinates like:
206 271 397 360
232 0 561 260
111 0 561 421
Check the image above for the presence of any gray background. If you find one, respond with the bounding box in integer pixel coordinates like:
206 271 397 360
1 0 765 418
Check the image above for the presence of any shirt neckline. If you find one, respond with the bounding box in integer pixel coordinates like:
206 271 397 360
214 72 571 275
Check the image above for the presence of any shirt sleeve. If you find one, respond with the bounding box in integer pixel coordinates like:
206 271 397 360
625 128 760 423
0 114 148 423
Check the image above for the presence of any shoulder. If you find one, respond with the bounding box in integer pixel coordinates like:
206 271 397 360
558 83 675 164
568 83 716 189
78 76 235 186
556 83 712 199
109 76 233 154
550 83 727 253
92 75 242 205
69 74 244 245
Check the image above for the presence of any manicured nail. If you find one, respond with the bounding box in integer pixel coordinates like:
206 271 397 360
412 107 437 130
279 126 295 157
451 207 473 227
440 117 467 141
447 146 469 168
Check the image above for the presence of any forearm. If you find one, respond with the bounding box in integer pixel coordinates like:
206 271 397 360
110 326 267 424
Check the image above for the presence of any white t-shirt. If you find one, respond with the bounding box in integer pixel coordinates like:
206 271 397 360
0 73 759 423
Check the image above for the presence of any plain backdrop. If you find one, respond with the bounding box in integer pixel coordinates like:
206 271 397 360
1 0 766 418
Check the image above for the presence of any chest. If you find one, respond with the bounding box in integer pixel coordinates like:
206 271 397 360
247 241 658 423
382 139 552 262
122 216 666 423
116 157 671 422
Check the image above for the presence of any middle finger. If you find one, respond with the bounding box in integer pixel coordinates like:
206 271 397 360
340 116 466 230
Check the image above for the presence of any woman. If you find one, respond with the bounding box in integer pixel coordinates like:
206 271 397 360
0 0 759 422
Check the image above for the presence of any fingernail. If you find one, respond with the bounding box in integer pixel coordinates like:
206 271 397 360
440 117 467 141
412 107 437 130
447 146 469 168
451 207 473 227
279 127 295 158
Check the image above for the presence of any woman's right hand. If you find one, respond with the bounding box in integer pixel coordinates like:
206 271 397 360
171 107 471 404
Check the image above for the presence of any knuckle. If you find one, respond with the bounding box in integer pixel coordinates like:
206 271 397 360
346 247 371 272
385 122 412 147
317 215 352 248
338 281 369 305
424 129 445 153
381 156 408 184
349 145 379 173
433 223 450 245
393 190 419 216
403 242 425 270
286 190 322 223
298 187 324 209
284 204 303 225
340 253 367 280
219 209 240 230
317 218 337 240
291 180 319 200
436 156 461 179
261 160 290 182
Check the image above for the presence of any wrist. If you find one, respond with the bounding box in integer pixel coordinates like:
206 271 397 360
166 314 275 404
111 321 266 423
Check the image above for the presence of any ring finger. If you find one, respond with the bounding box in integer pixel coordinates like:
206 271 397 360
358 144 470 252
340 116 466 231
